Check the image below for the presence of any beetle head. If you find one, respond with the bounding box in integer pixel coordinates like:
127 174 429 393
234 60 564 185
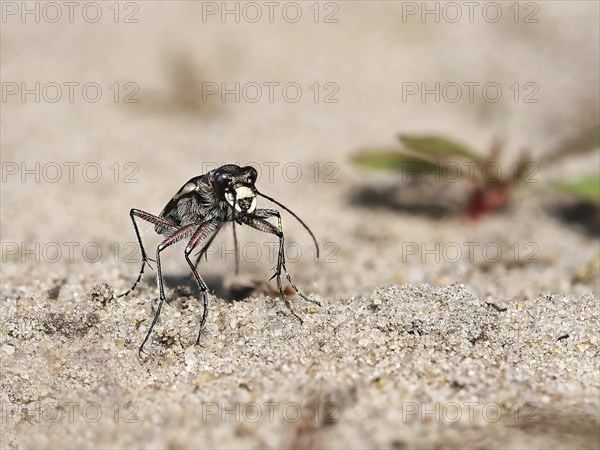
212 165 258 214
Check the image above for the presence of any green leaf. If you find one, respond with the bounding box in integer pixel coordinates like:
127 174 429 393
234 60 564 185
553 175 600 204
399 135 481 162
351 150 439 172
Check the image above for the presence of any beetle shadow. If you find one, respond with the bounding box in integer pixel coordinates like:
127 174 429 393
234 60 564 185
163 273 255 303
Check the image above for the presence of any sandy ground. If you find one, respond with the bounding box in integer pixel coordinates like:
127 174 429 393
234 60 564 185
1 2 599 449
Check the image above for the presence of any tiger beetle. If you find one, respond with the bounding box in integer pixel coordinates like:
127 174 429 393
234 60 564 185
118 164 320 355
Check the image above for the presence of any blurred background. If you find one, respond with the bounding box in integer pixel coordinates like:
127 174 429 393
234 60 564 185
2 0 599 299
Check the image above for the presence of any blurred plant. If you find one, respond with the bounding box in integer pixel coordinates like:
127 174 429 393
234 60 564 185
352 128 599 221
352 134 532 219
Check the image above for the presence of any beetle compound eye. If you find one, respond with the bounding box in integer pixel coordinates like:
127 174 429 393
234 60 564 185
214 171 231 190
214 172 228 184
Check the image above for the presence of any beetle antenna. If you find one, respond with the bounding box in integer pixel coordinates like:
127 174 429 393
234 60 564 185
256 190 320 258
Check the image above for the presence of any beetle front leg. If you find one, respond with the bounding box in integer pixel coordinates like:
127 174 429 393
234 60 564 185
245 210 320 323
